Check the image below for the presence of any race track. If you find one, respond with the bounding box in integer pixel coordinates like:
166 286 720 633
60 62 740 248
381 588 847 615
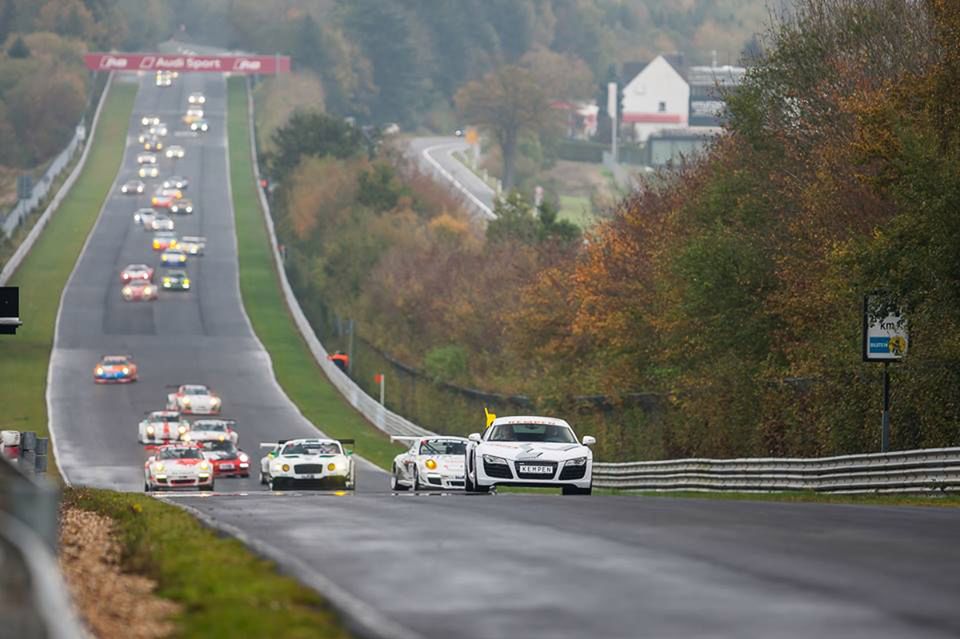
47 74 960 639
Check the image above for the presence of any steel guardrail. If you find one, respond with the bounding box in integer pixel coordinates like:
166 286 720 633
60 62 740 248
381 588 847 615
592 447 960 493
0 73 113 285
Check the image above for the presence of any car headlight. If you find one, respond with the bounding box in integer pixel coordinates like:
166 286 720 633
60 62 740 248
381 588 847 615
122 287 132 295
122 367 130 375
327 463 337 471
482 454 509 465
239 453 249 462
183 279 191 287
211 397 221 407
282 463 290 472
178 425 187 434
146 426 155 435
425 459 437 470
182 397 191 406
153 463 164 471
95 367 104 375
199 462 210 471
565 457 588 466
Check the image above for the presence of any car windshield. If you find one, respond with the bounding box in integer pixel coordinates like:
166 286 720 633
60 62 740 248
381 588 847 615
487 423 577 443
420 440 467 455
282 442 341 456
103 357 127 365
199 440 236 453
129 280 148 288
158 448 203 460
196 422 226 432
150 412 177 420
183 387 208 395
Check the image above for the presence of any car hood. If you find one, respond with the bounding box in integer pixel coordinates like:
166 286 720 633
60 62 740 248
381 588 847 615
275 454 346 464
478 441 589 461
156 459 206 473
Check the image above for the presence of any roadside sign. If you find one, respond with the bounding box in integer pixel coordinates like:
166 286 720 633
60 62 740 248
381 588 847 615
862 295 908 361
465 127 479 145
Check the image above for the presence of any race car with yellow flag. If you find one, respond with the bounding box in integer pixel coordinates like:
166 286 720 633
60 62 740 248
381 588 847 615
464 410 596 495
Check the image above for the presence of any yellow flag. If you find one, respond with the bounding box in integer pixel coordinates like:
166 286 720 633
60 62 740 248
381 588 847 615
484 407 497 429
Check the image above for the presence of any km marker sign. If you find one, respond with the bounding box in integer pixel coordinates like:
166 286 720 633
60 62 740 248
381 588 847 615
84 53 291 74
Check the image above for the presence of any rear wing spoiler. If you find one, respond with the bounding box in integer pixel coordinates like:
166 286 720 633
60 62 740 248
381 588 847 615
390 436 420 443
259 439 288 449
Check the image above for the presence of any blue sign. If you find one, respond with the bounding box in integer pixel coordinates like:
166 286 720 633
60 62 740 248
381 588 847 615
868 337 889 354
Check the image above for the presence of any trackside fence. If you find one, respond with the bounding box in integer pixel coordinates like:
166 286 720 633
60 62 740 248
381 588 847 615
244 80 960 496
592 448 960 493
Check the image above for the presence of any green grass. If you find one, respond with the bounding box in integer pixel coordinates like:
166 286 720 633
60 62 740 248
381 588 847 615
0 82 136 454
64 487 351 639
557 194 594 227
603 489 960 508
226 78 403 470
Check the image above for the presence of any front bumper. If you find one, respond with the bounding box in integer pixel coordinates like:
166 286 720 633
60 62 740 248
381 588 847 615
271 469 351 490
148 474 213 490
94 374 135 384
422 472 466 490
476 459 592 489
213 460 250 477
179 405 220 415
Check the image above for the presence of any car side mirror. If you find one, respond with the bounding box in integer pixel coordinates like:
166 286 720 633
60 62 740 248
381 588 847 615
582 435 596 446
468 433 482 443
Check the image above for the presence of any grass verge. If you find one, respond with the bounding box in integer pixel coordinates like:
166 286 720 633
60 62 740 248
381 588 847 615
226 77 403 470
0 82 136 456
64 487 351 639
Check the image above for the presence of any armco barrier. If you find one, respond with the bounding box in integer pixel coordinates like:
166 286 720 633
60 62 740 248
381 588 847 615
0 73 113 286
592 447 960 493
244 80 431 439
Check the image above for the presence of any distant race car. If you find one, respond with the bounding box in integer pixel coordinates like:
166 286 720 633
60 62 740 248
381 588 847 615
260 438 355 491
160 248 187 266
121 279 158 301
142 136 164 151
151 187 182 208
167 384 222 415
120 263 154 283
150 214 175 231
138 410 190 445
197 440 250 477
138 165 159 179
141 115 161 127
136 152 157 165
160 269 190 291
152 231 178 251
162 176 189 190
188 92 206 105
93 354 138 384
186 419 238 445
182 107 204 124
464 416 595 495
190 119 209 133
179 235 204 255
148 122 168 137
390 435 468 491
155 70 173 87
169 198 193 215
120 180 145 195
144 444 215 492
165 145 185 159
134 208 157 228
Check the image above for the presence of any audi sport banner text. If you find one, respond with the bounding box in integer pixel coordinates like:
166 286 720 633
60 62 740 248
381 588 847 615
84 53 291 74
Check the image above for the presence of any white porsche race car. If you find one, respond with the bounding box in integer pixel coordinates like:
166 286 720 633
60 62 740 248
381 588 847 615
138 410 190 445
166 384 222 415
183 419 238 445
144 444 214 491
464 416 596 495
260 438 355 491
390 435 468 491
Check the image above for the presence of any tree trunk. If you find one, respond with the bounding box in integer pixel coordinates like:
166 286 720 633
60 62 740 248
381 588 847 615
501 130 517 192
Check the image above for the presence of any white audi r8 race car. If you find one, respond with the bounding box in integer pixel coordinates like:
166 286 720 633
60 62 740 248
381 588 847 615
144 444 214 491
183 419 238 445
464 416 596 495
390 435 468 491
260 438 355 491
138 410 190 445
167 384 221 415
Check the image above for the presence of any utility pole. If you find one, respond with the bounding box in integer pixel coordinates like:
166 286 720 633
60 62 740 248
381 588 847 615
881 362 891 452
607 82 619 163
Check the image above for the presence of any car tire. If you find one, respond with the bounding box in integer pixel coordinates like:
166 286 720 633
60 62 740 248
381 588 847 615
412 467 420 491
144 482 151 492
391 466 409 491
259 472 267 485
199 482 214 492
562 485 592 496
465 456 490 494
270 478 284 491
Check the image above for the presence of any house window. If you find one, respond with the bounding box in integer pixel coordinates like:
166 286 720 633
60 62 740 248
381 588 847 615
658 101 666 113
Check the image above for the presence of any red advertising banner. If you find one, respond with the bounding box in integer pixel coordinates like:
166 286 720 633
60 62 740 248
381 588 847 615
83 53 291 74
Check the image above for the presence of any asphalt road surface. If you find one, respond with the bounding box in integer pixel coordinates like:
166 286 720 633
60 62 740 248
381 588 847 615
47 74 960 639
406 136 496 219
